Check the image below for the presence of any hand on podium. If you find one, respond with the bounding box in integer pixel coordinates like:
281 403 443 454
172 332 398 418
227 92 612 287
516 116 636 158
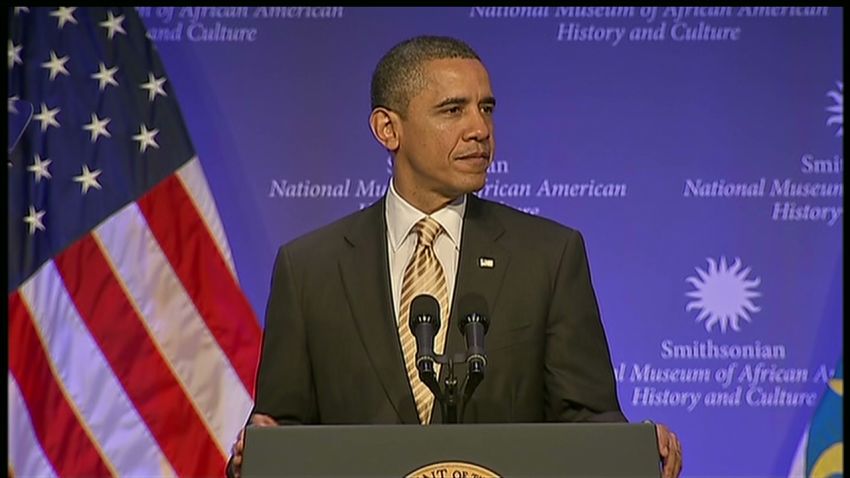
227 413 277 478
654 423 682 478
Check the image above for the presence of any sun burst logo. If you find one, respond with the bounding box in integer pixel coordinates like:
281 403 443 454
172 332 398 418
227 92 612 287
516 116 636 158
685 257 761 333
826 80 842 137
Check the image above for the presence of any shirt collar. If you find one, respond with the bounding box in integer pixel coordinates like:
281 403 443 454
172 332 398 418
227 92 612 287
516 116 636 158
386 179 466 252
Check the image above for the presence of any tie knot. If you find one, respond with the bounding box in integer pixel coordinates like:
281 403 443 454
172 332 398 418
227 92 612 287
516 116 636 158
414 216 442 248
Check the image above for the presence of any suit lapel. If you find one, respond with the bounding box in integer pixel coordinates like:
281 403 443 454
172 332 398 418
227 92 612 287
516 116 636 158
338 199 419 423
444 195 511 380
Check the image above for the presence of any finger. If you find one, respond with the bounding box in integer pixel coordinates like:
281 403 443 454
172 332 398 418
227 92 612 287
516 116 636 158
659 446 671 478
664 431 676 457
670 441 682 478
655 425 669 455
675 442 683 477
659 435 670 457
250 413 278 426
667 456 680 478
662 441 675 476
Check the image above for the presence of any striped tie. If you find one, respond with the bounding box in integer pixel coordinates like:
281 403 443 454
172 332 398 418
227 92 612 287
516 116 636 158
398 216 450 425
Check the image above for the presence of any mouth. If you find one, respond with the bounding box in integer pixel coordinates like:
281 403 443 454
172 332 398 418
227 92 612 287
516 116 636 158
454 152 491 161
453 153 491 173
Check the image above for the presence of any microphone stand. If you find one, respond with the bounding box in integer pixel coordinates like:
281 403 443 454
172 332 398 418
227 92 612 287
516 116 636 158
418 363 443 410
459 366 483 423
442 359 459 423
430 352 479 424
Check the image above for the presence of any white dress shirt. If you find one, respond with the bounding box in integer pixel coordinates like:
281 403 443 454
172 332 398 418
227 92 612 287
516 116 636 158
385 180 466 325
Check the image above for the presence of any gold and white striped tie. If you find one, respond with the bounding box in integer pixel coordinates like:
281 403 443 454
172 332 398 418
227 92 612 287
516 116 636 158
398 216 450 425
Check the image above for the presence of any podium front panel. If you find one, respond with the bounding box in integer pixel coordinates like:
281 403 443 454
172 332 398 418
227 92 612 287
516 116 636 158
243 422 660 477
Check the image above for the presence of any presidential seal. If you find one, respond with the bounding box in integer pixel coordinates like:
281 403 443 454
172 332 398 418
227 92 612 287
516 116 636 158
406 461 500 478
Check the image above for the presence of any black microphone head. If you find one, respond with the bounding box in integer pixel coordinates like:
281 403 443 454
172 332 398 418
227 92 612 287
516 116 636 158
457 293 490 333
408 294 441 334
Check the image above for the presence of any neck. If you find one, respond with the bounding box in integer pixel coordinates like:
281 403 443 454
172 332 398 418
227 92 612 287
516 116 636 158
391 177 459 215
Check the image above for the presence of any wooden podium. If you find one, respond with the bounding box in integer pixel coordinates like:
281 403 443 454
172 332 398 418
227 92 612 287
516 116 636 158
242 422 661 477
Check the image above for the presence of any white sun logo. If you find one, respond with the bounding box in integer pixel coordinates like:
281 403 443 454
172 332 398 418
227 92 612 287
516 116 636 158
826 80 843 137
685 257 761 333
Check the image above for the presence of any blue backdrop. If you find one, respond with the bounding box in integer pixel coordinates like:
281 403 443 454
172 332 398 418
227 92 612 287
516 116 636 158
141 7 843 477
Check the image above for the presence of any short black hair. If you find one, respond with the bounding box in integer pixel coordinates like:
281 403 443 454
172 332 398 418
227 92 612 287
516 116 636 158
370 35 482 113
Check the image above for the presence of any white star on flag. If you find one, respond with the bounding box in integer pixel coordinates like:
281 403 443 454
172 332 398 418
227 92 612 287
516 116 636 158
33 103 61 132
100 11 127 40
27 154 53 182
91 62 120 90
50 7 78 29
8 40 23 69
8 95 19 113
23 205 46 235
14 7 30 15
133 124 160 152
41 50 71 81
83 113 112 142
73 164 103 194
140 73 167 102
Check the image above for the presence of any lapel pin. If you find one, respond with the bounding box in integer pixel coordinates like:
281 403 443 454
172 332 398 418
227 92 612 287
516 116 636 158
479 257 495 269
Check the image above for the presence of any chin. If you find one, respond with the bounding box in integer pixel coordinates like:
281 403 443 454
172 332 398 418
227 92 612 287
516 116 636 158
460 176 487 194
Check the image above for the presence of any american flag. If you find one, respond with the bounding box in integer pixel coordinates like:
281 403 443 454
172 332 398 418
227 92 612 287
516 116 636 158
8 7 261 477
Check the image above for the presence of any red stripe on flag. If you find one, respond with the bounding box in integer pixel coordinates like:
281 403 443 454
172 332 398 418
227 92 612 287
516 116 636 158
9 291 113 478
53 234 225 476
138 174 261 393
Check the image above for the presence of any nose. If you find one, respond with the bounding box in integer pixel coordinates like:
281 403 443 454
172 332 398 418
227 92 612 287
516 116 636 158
463 108 492 142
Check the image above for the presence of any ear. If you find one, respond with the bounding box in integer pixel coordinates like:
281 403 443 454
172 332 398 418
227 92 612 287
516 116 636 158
369 107 400 152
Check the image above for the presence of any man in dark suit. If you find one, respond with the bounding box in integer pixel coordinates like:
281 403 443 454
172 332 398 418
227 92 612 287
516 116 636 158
230 35 682 477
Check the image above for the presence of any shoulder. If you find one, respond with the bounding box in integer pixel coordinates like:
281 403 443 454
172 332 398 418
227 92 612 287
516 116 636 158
277 199 382 260
470 196 593 286
471 195 583 245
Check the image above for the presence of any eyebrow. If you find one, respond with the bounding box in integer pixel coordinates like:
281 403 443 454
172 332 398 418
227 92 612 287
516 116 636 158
434 96 497 109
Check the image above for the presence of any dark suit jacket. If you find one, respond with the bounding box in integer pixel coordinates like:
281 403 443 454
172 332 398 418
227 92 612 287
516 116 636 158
252 194 626 424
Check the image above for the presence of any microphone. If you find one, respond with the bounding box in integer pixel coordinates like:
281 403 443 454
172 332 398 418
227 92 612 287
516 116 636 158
408 294 441 377
457 293 490 376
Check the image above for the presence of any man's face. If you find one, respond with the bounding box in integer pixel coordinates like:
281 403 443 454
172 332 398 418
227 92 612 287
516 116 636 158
392 58 495 208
